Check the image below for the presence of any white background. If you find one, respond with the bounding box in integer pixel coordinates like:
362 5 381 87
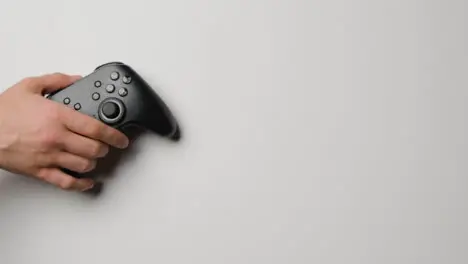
0 0 467 263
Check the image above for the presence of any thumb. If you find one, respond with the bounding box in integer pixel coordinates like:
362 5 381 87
23 73 82 94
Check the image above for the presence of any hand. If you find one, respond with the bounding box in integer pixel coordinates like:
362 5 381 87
0 73 129 191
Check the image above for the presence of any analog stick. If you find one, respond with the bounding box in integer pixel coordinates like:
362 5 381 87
98 98 125 124
102 102 120 119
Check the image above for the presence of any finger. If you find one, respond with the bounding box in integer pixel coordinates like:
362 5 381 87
60 131 109 159
52 152 97 174
22 73 82 94
60 108 129 149
36 168 95 192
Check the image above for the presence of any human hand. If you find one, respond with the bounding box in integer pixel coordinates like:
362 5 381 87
0 73 129 191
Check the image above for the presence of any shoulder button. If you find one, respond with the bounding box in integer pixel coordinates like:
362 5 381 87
95 62 124 71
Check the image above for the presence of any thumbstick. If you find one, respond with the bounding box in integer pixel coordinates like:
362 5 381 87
98 98 125 124
102 102 120 119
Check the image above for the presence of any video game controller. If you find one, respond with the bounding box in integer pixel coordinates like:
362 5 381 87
47 61 181 140
46 62 180 193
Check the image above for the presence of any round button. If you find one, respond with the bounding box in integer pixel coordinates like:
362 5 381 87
102 102 119 119
106 84 115 93
92 92 100 100
74 103 81 110
110 71 120 80
122 75 132 84
118 88 128 97
98 98 125 124
94 81 102 87
63 97 70 104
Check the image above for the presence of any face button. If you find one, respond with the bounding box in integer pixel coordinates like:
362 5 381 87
63 97 71 104
98 98 125 124
122 75 132 84
92 92 100 100
74 103 81 110
94 81 102 87
106 84 115 93
110 71 120 80
118 88 128 97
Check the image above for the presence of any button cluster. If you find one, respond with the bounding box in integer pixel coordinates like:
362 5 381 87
110 71 132 84
93 71 130 98
63 97 81 111
61 71 131 114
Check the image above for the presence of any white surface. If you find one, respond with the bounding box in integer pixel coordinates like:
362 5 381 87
0 0 467 263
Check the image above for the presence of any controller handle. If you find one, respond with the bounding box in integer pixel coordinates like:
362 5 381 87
115 64 181 140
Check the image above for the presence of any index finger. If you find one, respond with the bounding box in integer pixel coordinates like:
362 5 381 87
60 107 129 149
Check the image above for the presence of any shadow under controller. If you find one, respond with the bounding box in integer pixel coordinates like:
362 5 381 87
46 62 181 194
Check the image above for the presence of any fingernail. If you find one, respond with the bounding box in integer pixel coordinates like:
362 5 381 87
98 146 109 157
120 137 130 148
79 180 95 192
81 184 94 192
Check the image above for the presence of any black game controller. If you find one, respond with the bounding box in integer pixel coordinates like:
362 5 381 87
46 62 180 193
47 61 180 140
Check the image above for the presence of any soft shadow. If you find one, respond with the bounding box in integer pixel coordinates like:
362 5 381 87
75 123 183 197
